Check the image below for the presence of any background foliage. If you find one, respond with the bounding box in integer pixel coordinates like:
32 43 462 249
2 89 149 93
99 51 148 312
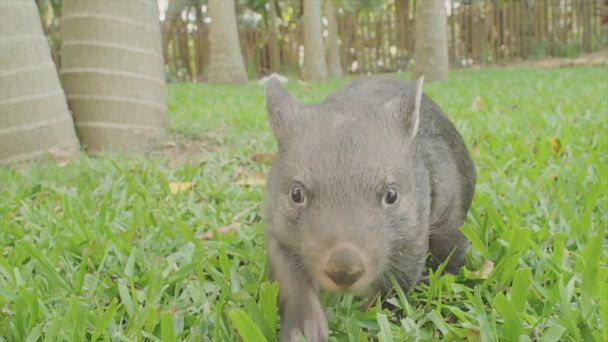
35 0 608 81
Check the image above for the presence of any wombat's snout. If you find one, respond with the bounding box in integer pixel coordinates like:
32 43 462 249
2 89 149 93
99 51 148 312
323 247 365 288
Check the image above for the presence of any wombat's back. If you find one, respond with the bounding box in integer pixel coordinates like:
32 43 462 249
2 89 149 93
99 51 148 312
324 76 415 107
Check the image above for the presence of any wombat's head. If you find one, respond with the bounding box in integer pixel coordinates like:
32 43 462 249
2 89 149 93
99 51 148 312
264 78 428 292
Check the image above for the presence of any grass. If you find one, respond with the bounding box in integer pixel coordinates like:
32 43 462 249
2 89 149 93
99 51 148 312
1 66 607 341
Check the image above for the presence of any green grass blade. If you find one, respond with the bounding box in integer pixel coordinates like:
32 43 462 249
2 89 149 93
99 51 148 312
511 267 531 313
539 324 567 342
259 282 279 342
161 311 176 342
376 313 393 342
117 279 134 317
580 233 602 318
229 309 268 342
90 298 119 342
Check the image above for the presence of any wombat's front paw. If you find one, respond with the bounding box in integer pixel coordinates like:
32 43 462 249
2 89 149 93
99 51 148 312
279 300 328 342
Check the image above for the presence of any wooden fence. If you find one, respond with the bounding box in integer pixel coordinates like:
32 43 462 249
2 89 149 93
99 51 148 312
163 0 606 82
39 0 602 82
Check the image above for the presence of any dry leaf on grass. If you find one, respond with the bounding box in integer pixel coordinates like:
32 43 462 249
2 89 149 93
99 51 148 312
471 142 480 157
471 96 486 111
198 205 258 240
169 182 194 194
251 153 276 164
466 329 482 342
479 260 495 279
297 80 313 94
197 222 242 240
550 137 561 154
233 166 246 178
237 171 267 187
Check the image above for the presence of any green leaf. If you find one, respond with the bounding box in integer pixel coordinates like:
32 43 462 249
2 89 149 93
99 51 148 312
117 279 134 317
580 234 602 318
539 325 567 342
24 325 42 342
90 298 119 342
461 224 490 259
259 282 279 342
376 313 393 342
511 267 531 313
124 249 136 279
494 292 521 341
68 298 88 342
73 255 87 294
426 310 450 336
218 246 231 279
473 287 495 342
346 315 362 342
20 241 71 292
161 311 176 342
388 274 413 316
229 309 267 342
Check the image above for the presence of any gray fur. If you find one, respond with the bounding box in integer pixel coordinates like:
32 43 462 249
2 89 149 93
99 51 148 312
264 76 476 341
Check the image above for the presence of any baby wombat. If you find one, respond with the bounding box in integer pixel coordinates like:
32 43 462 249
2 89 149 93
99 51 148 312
263 76 476 341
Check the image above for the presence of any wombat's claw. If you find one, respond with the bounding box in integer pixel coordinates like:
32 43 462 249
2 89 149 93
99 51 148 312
280 323 328 342
279 305 328 342
301 314 329 342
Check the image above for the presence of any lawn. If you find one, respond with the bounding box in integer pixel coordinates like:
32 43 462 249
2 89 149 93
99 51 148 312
1 66 606 341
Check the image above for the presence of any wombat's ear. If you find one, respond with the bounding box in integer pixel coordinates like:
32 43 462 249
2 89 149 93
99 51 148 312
384 76 424 140
265 77 298 142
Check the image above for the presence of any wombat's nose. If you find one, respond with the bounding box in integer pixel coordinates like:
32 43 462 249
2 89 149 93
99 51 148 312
324 248 365 287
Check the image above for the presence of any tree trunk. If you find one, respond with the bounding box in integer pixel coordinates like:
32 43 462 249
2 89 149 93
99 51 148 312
413 0 449 82
0 0 80 164
471 4 481 64
340 3 360 73
267 0 281 73
325 0 343 78
395 0 410 56
376 11 385 70
61 0 168 154
582 0 593 52
363 10 372 73
194 3 208 79
162 0 183 79
302 0 326 81
449 0 456 65
520 0 527 59
207 0 248 83
177 18 192 79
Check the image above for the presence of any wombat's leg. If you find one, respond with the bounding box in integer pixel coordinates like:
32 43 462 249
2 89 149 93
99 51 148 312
268 237 328 342
427 219 468 274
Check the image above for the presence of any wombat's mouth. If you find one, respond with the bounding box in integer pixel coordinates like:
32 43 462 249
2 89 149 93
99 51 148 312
317 273 371 293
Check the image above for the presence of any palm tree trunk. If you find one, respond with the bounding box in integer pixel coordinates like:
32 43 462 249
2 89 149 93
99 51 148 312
325 0 343 78
267 0 281 73
207 0 248 84
302 0 327 81
413 0 449 82
61 0 168 154
395 0 410 56
0 0 80 164
582 0 593 53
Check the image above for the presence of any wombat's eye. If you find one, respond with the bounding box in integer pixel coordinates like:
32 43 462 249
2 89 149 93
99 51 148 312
290 183 305 204
384 186 398 205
